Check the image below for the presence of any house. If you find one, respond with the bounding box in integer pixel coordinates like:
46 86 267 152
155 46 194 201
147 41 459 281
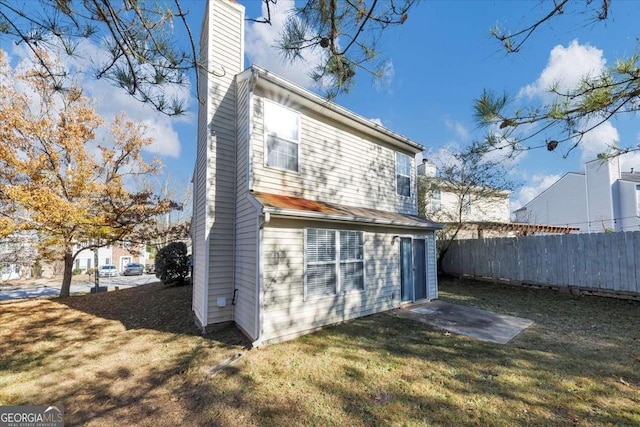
418 159 578 238
72 242 152 273
514 156 640 233
191 0 441 345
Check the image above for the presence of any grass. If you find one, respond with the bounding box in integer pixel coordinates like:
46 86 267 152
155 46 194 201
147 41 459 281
1 278 639 426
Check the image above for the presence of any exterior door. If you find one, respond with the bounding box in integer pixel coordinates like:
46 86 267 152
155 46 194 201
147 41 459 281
400 237 427 302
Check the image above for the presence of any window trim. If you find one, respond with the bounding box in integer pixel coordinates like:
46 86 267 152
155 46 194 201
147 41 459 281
304 228 365 301
263 99 301 173
395 152 412 198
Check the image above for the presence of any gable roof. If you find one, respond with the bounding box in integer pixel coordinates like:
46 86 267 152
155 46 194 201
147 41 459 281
252 192 441 230
237 66 424 154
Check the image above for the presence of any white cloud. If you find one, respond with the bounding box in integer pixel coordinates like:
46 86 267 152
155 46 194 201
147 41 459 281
444 119 469 141
518 40 606 101
373 60 395 92
512 173 562 211
369 118 383 126
5 39 186 159
578 119 620 164
245 0 325 89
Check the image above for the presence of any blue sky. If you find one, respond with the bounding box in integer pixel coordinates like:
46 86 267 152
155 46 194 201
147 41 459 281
4 0 640 212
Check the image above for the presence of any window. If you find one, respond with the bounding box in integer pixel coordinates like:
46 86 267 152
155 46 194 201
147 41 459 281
264 100 300 172
462 194 472 215
636 185 640 216
396 153 412 197
305 229 364 299
430 189 441 212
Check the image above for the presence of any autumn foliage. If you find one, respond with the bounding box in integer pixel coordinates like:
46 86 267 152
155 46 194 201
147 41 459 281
0 51 177 296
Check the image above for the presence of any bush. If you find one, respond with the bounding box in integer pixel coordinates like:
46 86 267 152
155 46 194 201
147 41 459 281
87 268 95 276
72 268 83 275
155 242 190 285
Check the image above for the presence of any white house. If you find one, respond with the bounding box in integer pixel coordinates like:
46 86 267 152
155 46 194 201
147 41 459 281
514 156 640 233
192 0 441 345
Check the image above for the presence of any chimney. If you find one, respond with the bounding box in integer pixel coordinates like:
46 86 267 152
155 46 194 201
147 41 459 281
417 158 437 177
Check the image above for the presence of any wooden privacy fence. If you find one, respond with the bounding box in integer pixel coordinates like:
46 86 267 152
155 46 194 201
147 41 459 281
441 231 640 296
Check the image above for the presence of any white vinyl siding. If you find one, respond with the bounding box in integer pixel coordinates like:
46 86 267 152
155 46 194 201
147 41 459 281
304 229 364 299
260 218 424 344
233 76 259 340
396 152 412 197
196 0 245 326
264 100 300 172
251 94 417 215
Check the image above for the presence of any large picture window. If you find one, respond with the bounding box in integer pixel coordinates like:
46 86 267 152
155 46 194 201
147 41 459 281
305 229 364 299
264 100 300 172
396 153 412 197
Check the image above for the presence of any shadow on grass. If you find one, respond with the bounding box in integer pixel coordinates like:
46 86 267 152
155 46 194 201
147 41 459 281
2 277 639 426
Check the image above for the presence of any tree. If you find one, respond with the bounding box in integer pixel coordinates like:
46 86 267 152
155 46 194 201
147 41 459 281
155 241 189 285
0 0 418 112
475 0 639 158
0 51 178 297
418 145 517 268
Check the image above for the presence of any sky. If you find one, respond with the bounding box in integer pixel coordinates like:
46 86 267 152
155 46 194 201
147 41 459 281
3 0 640 213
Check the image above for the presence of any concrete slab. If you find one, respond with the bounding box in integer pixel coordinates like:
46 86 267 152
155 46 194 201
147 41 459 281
398 300 533 344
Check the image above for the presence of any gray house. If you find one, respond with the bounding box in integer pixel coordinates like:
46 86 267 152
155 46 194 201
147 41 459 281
192 0 440 345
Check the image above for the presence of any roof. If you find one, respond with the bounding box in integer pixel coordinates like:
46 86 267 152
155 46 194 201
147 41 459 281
451 221 580 235
621 172 640 183
252 192 442 230
236 66 424 154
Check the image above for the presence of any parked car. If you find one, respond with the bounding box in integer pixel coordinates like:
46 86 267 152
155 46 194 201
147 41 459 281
145 264 155 274
98 265 118 278
123 263 144 276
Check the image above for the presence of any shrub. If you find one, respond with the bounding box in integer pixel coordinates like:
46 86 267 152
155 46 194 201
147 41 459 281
155 242 190 285
72 268 83 275
87 268 95 276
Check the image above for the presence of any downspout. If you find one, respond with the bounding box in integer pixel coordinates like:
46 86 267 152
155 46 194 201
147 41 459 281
252 209 270 347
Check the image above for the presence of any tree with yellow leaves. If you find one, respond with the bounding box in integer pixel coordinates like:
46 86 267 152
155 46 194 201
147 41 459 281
0 51 178 297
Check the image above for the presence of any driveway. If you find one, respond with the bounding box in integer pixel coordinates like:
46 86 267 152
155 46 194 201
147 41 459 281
0 274 160 301
397 300 534 344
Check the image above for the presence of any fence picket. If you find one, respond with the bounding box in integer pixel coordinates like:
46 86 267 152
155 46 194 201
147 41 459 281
441 231 640 297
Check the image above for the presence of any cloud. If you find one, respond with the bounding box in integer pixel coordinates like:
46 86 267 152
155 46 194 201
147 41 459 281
4 40 186 159
444 119 469 141
373 60 395 92
369 118 383 126
577 120 619 164
518 40 606 101
245 0 325 89
512 173 562 211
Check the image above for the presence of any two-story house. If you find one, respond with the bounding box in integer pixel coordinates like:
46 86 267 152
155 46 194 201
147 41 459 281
192 0 441 345
514 156 640 233
417 160 513 239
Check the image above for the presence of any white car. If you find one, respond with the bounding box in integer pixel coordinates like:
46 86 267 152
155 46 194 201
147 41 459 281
98 265 118 278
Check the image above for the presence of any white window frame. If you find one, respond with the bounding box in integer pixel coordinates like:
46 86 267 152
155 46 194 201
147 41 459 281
396 152 412 197
263 99 301 173
304 228 365 300
430 189 441 212
636 185 640 217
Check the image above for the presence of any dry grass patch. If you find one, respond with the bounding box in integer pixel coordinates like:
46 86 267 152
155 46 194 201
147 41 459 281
1 278 639 426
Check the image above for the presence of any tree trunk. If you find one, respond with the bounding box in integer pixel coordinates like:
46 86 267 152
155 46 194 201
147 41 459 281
60 250 74 297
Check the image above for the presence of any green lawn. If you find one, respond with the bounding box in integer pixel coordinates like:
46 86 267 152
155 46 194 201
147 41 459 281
1 278 638 426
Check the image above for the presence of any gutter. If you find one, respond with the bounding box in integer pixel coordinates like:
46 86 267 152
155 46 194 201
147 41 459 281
263 207 442 230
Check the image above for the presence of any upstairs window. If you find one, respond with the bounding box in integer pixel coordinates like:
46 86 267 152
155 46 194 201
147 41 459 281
430 189 441 212
396 153 412 197
636 185 640 216
264 100 300 172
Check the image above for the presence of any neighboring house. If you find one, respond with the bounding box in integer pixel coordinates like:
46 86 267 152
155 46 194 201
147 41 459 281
514 157 640 233
417 160 511 239
192 0 441 346
0 231 37 281
73 242 152 273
